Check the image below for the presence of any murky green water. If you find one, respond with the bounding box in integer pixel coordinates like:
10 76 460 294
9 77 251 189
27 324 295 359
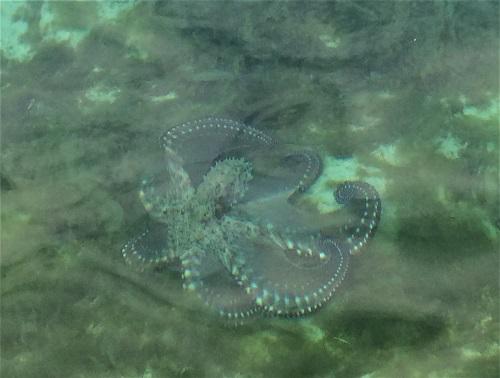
1 2 498 377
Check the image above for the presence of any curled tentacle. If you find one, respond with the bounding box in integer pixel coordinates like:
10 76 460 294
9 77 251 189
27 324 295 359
181 246 259 322
333 181 382 255
161 117 276 186
222 147 322 205
121 222 176 270
222 219 350 316
241 234 349 316
285 149 322 204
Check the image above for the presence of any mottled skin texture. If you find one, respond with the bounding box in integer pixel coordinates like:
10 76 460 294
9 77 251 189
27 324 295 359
121 118 381 321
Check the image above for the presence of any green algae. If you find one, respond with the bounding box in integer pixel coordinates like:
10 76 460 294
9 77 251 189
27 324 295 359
1 1 499 378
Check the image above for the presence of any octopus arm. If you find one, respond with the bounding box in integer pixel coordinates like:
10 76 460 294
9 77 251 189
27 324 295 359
228 222 350 316
161 117 276 187
332 181 382 255
180 245 259 322
121 222 176 269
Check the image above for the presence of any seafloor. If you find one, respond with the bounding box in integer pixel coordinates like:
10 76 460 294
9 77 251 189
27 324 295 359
1 2 498 378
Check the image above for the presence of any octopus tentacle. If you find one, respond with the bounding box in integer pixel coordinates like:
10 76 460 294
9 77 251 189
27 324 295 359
333 181 382 255
180 220 260 321
232 225 350 316
121 223 175 270
225 147 322 205
138 146 194 223
284 149 322 204
181 245 259 322
161 117 277 186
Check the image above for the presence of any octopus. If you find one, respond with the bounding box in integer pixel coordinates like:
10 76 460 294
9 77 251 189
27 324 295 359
121 117 381 321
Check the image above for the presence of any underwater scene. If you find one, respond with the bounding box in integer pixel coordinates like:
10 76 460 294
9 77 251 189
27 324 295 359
1 1 498 377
